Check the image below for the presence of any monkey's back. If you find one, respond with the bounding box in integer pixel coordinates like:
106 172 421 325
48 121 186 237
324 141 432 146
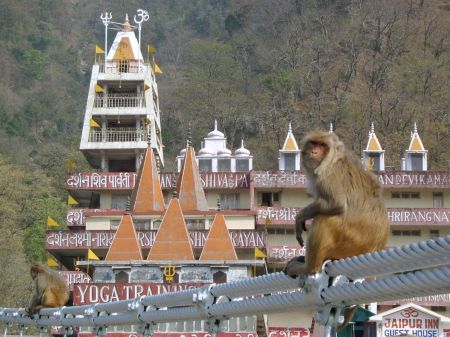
316 156 389 257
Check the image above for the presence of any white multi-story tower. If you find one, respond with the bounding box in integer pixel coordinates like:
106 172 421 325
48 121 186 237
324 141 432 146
80 13 163 175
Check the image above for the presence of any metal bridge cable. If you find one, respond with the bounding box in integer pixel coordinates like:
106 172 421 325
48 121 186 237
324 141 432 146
322 266 450 306
325 235 450 278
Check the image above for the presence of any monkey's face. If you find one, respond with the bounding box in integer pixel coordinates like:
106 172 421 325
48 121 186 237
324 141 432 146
303 141 329 169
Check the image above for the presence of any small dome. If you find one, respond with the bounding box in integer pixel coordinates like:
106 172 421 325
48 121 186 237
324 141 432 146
207 120 225 138
180 148 187 156
198 147 214 156
217 147 232 156
235 140 250 156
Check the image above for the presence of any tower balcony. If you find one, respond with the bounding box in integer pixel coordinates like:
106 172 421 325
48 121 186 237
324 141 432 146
98 60 147 74
88 127 147 143
94 94 146 108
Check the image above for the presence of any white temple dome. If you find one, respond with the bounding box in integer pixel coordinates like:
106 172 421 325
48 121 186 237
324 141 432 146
217 147 232 156
207 120 225 138
235 140 250 156
198 147 214 156
180 148 187 156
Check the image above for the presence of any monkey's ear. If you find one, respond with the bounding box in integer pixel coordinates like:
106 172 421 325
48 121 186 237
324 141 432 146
335 141 345 153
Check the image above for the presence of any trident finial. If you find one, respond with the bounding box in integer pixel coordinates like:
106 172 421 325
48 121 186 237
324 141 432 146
288 122 292 134
100 12 112 25
187 123 192 147
329 123 334 133
414 122 418 133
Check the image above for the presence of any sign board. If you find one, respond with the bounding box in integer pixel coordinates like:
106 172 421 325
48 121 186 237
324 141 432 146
78 333 257 337
381 306 440 337
268 327 310 337
46 230 266 250
73 282 205 305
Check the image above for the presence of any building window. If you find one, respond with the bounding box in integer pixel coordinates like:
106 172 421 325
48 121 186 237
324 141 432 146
391 192 420 199
368 153 381 171
410 153 423 170
429 229 440 238
433 193 443 208
220 193 240 209
114 270 129 283
267 228 294 235
261 192 280 206
236 159 249 171
218 158 231 172
392 230 421 237
111 194 129 208
134 220 151 230
198 159 212 172
284 153 296 171
185 218 205 230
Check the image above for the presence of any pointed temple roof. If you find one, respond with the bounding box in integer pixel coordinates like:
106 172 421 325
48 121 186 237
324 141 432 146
105 213 143 261
365 123 383 152
106 16 143 61
176 146 209 212
281 123 299 151
407 123 426 152
130 146 165 213
200 212 237 261
147 197 195 261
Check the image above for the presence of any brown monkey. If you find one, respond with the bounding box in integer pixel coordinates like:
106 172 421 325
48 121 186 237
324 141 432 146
27 263 70 315
285 130 389 276
284 131 389 329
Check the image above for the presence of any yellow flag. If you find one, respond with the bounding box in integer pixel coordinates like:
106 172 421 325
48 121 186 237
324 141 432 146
154 63 163 74
95 84 104 93
87 249 100 261
90 118 100 128
255 247 267 258
68 195 79 205
67 160 76 170
47 216 60 228
95 45 104 54
47 256 59 267
147 44 156 54
144 84 150 91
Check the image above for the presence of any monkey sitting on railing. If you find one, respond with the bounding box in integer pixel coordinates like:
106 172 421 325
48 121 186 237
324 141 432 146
27 263 69 316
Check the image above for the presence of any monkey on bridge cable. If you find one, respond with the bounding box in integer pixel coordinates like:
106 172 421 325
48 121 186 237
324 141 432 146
27 263 70 316
284 130 389 328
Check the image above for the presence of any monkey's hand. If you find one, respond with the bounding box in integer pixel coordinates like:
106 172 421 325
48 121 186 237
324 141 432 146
283 256 306 278
295 213 306 246
296 230 304 247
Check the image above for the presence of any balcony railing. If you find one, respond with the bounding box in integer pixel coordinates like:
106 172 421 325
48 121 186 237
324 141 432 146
94 95 145 108
98 60 147 74
88 127 147 142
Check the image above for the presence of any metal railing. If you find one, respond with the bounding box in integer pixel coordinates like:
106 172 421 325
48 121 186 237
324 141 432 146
88 128 147 142
94 95 146 108
98 60 147 74
1 236 449 337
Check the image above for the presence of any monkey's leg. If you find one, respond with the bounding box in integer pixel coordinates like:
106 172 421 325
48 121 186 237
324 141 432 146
305 217 339 274
283 256 306 278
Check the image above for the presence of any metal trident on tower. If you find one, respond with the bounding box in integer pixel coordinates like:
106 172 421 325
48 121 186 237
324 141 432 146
100 12 112 62
134 9 150 71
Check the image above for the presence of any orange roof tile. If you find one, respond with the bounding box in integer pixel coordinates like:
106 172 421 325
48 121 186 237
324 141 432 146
409 136 425 151
200 213 237 261
113 37 135 60
176 146 208 212
147 198 195 261
131 147 165 213
105 213 143 261
367 135 382 151
282 134 299 151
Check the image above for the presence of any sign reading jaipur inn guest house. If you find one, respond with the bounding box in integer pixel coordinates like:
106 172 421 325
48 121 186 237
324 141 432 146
370 303 450 337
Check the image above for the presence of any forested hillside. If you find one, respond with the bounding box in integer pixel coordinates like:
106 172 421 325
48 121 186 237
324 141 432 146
0 0 449 307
